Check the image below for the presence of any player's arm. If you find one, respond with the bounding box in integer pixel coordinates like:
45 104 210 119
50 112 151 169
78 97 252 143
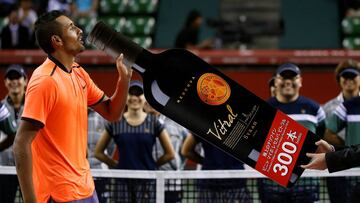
13 119 41 203
181 134 204 164
92 54 132 122
94 129 118 168
156 129 175 167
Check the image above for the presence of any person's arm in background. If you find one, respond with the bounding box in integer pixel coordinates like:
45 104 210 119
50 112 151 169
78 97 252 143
0 132 15 152
185 38 213 50
13 120 41 203
0 107 16 151
94 129 118 168
315 107 326 139
156 129 175 167
181 134 204 164
324 106 346 145
324 128 345 145
92 54 132 122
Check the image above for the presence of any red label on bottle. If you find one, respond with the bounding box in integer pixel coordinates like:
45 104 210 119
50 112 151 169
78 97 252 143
255 110 308 187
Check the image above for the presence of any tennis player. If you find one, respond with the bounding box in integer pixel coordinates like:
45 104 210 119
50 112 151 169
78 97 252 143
13 10 132 203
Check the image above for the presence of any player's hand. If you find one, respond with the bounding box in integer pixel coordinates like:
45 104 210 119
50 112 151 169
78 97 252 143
116 53 132 81
300 153 327 170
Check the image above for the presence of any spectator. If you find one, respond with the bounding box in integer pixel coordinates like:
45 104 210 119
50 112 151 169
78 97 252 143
322 59 360 203
71 0 98 18
175 9 213 49
0 0 16 17
18 0 37 33
1 6 30 49
325 91 360 202
181 134 250 203
95 81 175 202
0 64 27 203
18 0 37 48
47 0 73 15
258 63 326 203
324 59 360 144
344 0 360 17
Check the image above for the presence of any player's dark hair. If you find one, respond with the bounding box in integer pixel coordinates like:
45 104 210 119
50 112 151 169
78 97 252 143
185 10 201 27
34 10 65 54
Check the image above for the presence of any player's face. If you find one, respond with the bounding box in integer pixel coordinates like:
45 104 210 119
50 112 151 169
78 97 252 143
4 76 27 96
55 16 85 55
339 74 360 92
275 73 302 98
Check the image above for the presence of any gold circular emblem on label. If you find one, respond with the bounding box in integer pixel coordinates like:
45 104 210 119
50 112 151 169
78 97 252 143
197 73 231 105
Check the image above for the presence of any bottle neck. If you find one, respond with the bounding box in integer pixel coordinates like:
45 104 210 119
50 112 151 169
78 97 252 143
88 21 144 66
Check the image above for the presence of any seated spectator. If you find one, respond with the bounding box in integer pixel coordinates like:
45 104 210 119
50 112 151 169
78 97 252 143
18 0 37 48
47 0 72 15
1 6 30 49
71 0 98 18
18 0 37 32
344 0 360 16
175 9 213 49
0 0 16 17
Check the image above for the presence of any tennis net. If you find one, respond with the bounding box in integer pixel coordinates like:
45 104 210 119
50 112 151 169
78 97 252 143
1 166 360 203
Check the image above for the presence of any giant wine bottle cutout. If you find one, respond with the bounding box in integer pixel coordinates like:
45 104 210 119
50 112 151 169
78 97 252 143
87 22 319 188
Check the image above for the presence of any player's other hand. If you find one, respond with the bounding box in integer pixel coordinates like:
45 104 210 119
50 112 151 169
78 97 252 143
116 53 132 81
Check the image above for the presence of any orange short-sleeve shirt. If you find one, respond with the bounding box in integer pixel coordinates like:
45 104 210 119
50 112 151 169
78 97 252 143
22 57 104 203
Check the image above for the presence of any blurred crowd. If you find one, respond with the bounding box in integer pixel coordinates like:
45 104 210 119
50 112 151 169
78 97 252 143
0 0 99 49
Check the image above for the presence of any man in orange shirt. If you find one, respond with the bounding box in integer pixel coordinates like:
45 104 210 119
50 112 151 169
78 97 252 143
13 10 132 203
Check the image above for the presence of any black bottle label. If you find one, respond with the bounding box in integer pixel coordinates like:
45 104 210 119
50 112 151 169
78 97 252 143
136 49 319 188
